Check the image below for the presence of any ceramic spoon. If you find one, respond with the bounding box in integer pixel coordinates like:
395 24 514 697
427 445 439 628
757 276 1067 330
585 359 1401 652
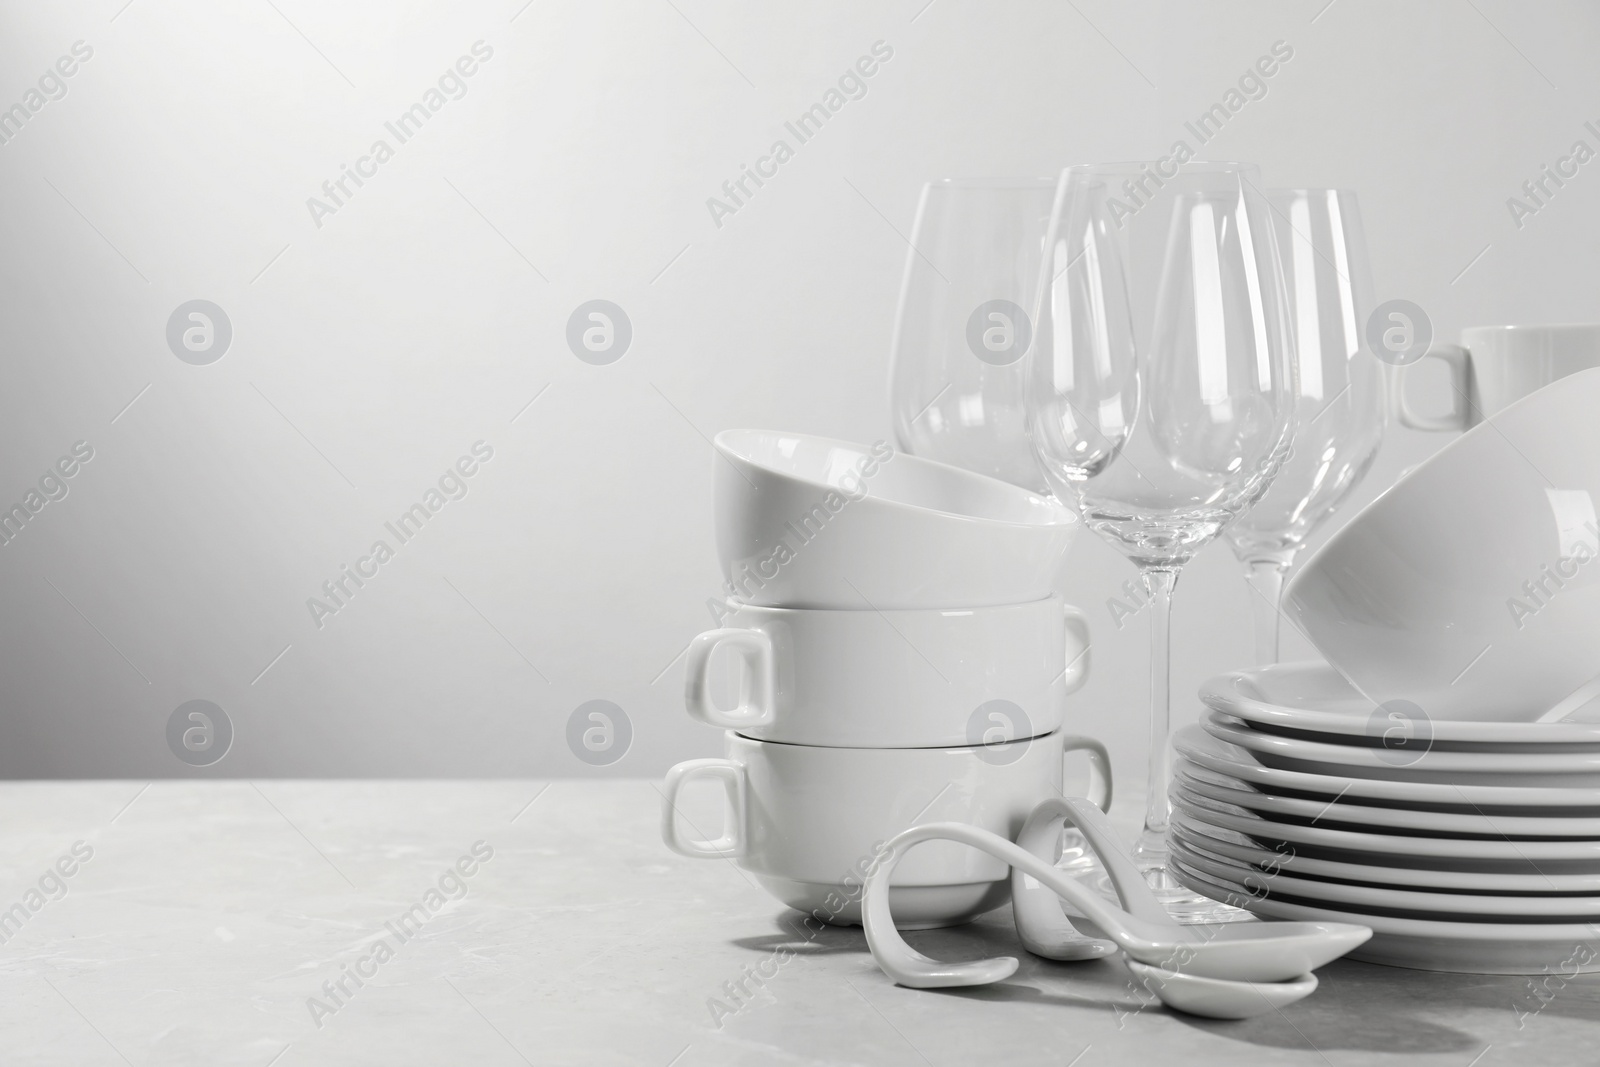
1009 796 1162 960
862 821 1371 988
1010 797 1326 1019
1124 961 1320 1020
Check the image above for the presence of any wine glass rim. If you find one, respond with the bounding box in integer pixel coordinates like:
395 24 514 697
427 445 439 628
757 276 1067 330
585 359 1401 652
927 176 1057 189
1060 160 1264 175
1266 187 1360 197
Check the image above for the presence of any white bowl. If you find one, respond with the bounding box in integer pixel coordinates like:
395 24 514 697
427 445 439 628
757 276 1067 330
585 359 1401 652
661 730 1108 928
1283 368 1600 722
684 597 1088 748
713 429 1078 609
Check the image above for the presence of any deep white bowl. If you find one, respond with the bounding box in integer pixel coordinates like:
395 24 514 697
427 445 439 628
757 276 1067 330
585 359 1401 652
661 731 1099 928
1283 368 1600 722
713 429 1078 609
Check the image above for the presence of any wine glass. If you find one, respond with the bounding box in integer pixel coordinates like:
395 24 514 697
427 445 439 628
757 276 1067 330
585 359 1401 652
1027 162 1297 921
889 178 1056 493
887 177 1106 882
1226 189 1387 664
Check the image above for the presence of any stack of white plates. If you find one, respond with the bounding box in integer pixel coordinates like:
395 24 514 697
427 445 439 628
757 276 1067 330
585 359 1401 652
1170 662 1600 974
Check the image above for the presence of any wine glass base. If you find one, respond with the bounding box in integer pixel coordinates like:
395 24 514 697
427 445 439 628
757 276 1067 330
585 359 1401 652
1132 832 1255 925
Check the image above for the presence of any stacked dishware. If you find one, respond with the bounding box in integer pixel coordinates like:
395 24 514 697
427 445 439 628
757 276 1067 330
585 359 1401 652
1169 366 1600 974
662 428 1104 929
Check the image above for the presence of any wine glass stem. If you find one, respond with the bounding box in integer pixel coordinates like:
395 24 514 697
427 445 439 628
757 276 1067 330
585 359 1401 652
1140 566 1178 846
1244 555 1291 666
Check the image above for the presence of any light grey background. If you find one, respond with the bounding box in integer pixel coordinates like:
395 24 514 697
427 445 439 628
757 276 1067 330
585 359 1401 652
0 0 1596 780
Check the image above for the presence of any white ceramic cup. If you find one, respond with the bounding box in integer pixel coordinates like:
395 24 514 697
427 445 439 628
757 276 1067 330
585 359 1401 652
661 730 1111 928
1398 324 1600 431
1285 367 1600 722
713 429 1079 609
684 597 1090 748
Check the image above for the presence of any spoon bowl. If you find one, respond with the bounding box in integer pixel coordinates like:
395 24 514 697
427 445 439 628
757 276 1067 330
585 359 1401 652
864 820 1370 987
1127 960 1319 1019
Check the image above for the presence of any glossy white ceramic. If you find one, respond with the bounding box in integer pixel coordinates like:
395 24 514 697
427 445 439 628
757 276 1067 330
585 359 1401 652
1202 714 1600 779
1173 860 1600 974
1202 663 1600 747
660 730 1110 928
1171 818 1600 893
1175 761 1600 837
1006 798 1329 1018
1171 793 1600 867
712 429 1078 609
1399 324 1600 431
1171 836 1600 919
1174 724 1600 808
1283 368 1600 722
684 598 1088 747
862 819 1369 987
1126 961 1320 1020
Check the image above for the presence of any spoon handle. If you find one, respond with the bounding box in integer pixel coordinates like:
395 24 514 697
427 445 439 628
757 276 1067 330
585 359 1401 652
1056 797 1175 925
864 821 1142 988
1010 800 1116 960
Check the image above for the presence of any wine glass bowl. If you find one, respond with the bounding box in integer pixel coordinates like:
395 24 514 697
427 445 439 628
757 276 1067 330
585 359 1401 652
1027 162 1297 920
889 178 1059 493
1226 188 1386 664
1032 168 1296 569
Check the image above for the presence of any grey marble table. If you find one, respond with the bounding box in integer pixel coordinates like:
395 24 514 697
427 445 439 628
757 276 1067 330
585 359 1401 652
0 780 1595 1066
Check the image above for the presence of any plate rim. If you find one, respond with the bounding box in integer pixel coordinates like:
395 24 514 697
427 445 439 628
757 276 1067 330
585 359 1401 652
1204 714 1600 773
1170 818 1600 892
1202 662 1600 745
1169 836 1600 917
1172 856 1600 942
1171 788 1600 861
1174 724 1600 807
1174 762 1600 837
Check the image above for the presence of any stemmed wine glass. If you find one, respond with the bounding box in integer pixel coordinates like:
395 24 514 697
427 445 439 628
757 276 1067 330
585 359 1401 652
890 178 1057 493
1026 162 1297 921
887 177 1106 881
1226 189 1387 664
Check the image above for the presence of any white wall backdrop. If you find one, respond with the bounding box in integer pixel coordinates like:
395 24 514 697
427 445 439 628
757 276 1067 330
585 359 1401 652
0 0 1596 780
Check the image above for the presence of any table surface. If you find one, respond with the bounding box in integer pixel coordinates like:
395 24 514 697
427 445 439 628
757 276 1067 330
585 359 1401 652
0 780 1596 1066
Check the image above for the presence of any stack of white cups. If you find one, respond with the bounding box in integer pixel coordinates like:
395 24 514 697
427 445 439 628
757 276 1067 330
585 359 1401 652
662 430 1109 929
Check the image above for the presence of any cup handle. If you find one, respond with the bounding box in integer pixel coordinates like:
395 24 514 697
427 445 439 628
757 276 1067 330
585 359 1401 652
1397 344 1471 431
1059 605 1091 696
660 758 745 858
683 628 775 729
1057 735 1112 813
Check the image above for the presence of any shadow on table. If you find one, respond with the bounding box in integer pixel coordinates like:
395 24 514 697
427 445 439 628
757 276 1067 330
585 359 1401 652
729 906 1599 1055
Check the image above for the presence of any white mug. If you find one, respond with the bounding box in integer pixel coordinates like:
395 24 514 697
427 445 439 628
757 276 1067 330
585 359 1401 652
684 598 1089 748
661 730 1111 928
1399 324 1600 431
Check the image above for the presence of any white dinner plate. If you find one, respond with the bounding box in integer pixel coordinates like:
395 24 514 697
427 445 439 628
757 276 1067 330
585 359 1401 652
1173 859 1600 974
1203 714 1600 786
1201 662 1600 748
1171 818 1600 893
1175 761 1600 838
1171 836 1600 919
1171 789 1600 866
1175 725 1600 809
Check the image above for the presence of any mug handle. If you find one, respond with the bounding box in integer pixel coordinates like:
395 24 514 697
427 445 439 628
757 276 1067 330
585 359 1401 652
1058 735 1112 813
1396 344 1471 431
683 628 775 729
660 758 745 858
1059 605 1091 696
